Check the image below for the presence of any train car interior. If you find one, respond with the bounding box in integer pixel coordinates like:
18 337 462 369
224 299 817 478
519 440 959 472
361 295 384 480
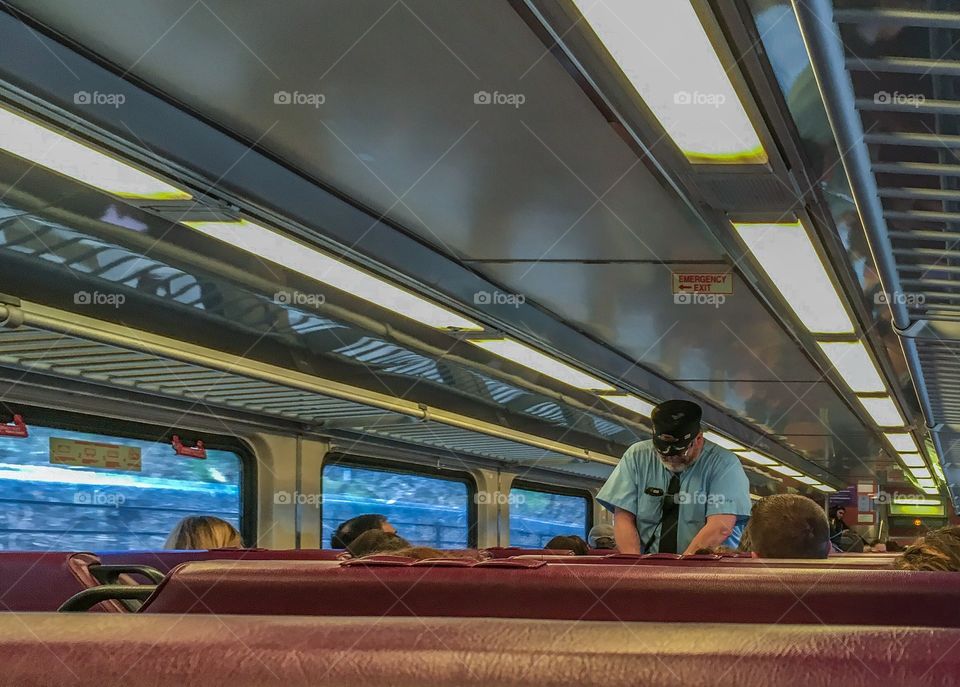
0 0 959 685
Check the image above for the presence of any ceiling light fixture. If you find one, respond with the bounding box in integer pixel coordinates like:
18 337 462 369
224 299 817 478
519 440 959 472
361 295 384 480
0 106 191 200
571 0 766 164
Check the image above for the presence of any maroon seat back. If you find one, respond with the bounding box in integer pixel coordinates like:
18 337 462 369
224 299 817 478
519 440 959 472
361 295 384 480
98 548 344 573
5 614 960 686
0 551 122 612
140 559 960 626
509 553 895 569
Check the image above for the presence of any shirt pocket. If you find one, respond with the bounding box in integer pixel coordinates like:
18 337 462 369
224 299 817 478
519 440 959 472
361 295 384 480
681 491 707 526
635 493 663 528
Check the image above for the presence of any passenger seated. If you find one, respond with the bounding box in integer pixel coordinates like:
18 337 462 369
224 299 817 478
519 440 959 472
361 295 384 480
331 514 396 549
545 535 589 555
742 494 829 559
587 524 616 550
895 526 960 571
346 529 411 557
165 516 242 549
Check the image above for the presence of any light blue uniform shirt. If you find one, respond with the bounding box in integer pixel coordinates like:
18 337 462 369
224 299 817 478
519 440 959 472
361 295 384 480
596 440 751 553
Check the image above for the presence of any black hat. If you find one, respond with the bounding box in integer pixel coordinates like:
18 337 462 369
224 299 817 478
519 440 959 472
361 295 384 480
651 400 702 455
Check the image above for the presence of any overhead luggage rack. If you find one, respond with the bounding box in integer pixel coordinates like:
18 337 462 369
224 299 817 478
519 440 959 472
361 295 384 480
0 301 613 467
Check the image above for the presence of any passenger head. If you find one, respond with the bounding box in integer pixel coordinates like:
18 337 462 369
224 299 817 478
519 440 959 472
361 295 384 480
385 547 464 560
331 514 395 549
588 524 616 550
745 494 830 559
651 400 703 473
545 535 589 555
346 529 411 557
164 516 241 550
895 526 960 572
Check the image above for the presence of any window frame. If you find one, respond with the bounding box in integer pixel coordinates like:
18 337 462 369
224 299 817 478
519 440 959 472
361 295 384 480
321 453 478 548
508 479 594 545
0 404 257 547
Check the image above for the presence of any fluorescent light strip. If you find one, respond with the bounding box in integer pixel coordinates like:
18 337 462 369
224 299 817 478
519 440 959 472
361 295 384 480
898 453 925 468
855 396 905 428
770 465 802 477
794 475 819 485
885 432 919 453
571 0 766 164
469 339 615 391
703 431 747 451
910 467 932 479
0 106 191 200
733 222 854 334
932 461 945 482
817 341 886 393
923 487 940 495
601 394 656 417
739 450 776 466
182 220 481 331
917 478 937 489
810 483 836 493
894 496 939 506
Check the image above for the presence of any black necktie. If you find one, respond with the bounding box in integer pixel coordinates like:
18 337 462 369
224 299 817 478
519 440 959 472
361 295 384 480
659 474 682 554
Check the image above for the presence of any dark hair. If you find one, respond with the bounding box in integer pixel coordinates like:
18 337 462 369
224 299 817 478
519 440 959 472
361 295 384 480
331 514 388 549
895 526 960 572
346 529 411 557
884 539 903 553
545 535 589 556
746 494 829 559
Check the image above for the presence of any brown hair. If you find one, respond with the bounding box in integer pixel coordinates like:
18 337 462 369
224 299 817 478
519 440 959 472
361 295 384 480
895 527 960 572
347 529 411 557
545 535 589 556
164 516 241 550
745 494 829 559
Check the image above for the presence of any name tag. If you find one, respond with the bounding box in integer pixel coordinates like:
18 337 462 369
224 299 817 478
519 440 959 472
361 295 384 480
644 487 664 497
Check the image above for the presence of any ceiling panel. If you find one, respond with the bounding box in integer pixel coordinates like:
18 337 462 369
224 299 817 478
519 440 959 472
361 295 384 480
477 262 824 383
8 0 719 262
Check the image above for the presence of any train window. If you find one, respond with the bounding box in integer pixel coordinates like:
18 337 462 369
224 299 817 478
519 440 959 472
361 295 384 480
322 458 474 548
508 482 591 547
0 423 243 551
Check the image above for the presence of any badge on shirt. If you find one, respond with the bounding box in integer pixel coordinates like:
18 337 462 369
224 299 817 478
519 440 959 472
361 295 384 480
644 486 664 497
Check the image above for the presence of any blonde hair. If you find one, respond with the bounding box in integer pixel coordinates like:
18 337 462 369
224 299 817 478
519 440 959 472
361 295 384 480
165 516 241 550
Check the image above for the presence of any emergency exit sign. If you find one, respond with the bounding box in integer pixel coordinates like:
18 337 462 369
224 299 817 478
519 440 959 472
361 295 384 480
672 273 733 295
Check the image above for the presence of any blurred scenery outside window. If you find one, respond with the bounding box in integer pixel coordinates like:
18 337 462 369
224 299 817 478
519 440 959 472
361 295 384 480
0 424 241 550
322 463 470 548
